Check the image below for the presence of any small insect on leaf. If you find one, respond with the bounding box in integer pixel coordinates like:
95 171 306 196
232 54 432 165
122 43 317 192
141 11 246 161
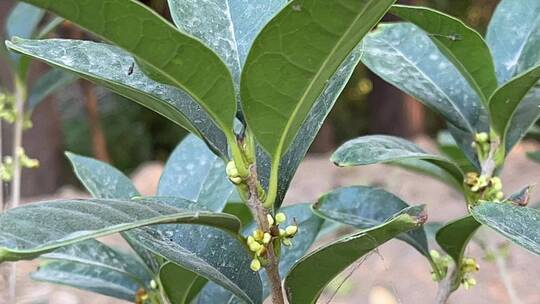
127 62 135 76
428 33 463 41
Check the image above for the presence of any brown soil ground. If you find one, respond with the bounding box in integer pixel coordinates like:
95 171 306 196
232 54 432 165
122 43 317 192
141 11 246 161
2 137 539 304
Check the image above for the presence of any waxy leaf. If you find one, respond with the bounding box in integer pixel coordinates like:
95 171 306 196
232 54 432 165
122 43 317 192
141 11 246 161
331 135 463 187
361 23 486 134
17 0 237 134
5 2 43 63
0 198 240 262
472 203 540 256
487 0 540 83
167 0 286 88
28 68 77 109
32 240 152 301
390 5 497 105
489 64 540 152
197 203 324 303
313 186 431 260
7 38 228 156
242 0 396 193
437 131 476 172
435 215 480 290
159 263 199 304
486 0 540 152
285 205 426 304
158 135 233 212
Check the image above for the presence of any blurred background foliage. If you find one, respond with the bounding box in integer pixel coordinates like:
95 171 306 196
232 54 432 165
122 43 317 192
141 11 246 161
2 0 536 196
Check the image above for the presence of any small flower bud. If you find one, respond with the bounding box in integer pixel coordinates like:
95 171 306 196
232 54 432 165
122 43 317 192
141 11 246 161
229 176 242 185
282 238 292 246
150 279 157 289
250 259 261 271
491 177 502 190
430 250 440 259
475 132 489 143
256 246 266 257
285 225 298 236
262 233 271 244
495 191 504 201
253 229 264 241
249 241 262 252
267 214 274 226
247 236 255 246
226 161 236 176
279 229 286 237
275 212 286 224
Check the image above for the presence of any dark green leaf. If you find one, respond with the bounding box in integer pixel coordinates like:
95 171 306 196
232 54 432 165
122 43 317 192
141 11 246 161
159 262 199 304
28 68 77 109
18 0 237 134
32 240 151 301
285 205 426 304
472 203 540 256
313 186 431 260
0 198 240 262
390 5 497 105
489 64 540 152
223 202 253 227
361 23 487 134
242 0 396 205
331 135 463 187
261 45 366 209
7 38 228 156
436 131 476 172
197 203 324 303
486 0 540 83
158 135 233 212
167 0 286 88
435 215 480 290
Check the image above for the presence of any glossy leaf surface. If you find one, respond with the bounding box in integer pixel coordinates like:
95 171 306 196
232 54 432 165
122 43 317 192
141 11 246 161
472 202 540 256
0 198 240 262
285 205 426 304
7 38 228 156
18 0 237 133
390 5 497 104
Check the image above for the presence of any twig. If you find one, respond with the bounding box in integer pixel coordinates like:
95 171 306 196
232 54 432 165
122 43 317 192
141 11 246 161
435 267 455 304
244 165 284 304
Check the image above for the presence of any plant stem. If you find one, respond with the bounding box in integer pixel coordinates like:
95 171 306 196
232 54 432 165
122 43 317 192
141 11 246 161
244 165 285 304
435 268 455 304
10 74 26 211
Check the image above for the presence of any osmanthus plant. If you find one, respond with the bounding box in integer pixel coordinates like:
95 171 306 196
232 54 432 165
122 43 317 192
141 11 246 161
0 1 417 304
327 0 540 302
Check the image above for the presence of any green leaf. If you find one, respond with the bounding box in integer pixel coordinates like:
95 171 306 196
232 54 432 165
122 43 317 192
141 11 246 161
197 203 324 303
18 0 237 135
435 215 480 290
486 0 540 83
361 22 487 134
242 0 396 204
436 131 476 172
472 203 540 256
223 201 253 227
158 135 233 212
28 68 77 109
32 240 152 301
259 44 366 208
313 186 431 260
0 198 240 262
5 2 44 63
6 38 228 156
67 152 162 272
489 64 540 152
159 263 199 304
167 0 286 88
285 205 426 304
331 135 463 187
390 5 497 105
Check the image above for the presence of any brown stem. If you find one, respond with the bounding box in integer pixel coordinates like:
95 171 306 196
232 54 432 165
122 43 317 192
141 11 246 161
244 165 285 304
80 81 111 162
435 268 455 304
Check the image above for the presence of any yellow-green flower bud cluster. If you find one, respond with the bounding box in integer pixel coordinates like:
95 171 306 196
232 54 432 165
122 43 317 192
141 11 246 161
247 212 298 272
429 250 452 282
464 172 504 202
0 148 39 182
471 132 490 161
226 161 243 185
460 257 479 290
0 93 33 129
